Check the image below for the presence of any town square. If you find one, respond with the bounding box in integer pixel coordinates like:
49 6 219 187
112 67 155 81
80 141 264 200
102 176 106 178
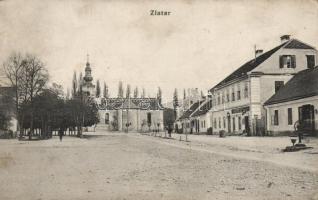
0 0 318 199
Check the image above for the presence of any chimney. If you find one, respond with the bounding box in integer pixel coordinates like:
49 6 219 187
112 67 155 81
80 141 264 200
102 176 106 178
280 35 290 43
255 49 263 57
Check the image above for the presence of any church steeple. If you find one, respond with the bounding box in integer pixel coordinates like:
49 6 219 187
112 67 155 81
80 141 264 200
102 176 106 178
84 54 93 82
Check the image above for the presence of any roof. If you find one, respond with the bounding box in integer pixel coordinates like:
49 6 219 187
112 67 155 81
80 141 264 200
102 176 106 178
264 66 318 106
178 100 205 120
209 39 315 91
191 99 213 117
97 98 163 110
284 39 315 49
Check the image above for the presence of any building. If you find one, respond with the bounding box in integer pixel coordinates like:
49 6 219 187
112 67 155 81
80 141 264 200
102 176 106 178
264 66 318 136
188 99 213 134
79 57 164 132
176 100 205 133
95 97 164 132
208 35 317 136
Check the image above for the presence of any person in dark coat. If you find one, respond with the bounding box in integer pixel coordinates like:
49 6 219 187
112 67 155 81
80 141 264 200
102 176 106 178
58 128 64 142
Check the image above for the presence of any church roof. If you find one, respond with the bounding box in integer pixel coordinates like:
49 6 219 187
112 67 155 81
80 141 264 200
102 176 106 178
264 66 318 106
98 98 163 110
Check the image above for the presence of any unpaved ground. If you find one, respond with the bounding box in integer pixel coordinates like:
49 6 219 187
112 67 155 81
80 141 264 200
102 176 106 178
0 132 317 200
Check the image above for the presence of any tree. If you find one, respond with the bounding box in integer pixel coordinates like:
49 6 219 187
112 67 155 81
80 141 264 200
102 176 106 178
133 87 139 98
2 52 27 135
78 72 83 94
103 82 109 98
183 89 186 100
96 79 101 97
126 84 131 98
157 87 162 104
173 88 179 120
24 54 49 139
141 88 146 98
118 81 123 98
72 71 77 98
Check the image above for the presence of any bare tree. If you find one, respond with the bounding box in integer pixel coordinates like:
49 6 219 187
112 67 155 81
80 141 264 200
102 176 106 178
24 54 49 139
2 52 27 135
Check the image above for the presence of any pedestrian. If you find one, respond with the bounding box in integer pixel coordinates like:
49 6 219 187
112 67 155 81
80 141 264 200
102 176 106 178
58 128 64 142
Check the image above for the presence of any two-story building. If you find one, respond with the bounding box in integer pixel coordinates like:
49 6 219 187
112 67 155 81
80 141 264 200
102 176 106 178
208 35 317 136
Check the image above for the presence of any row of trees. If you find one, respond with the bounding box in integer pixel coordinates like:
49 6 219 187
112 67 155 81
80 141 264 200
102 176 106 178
76 76 163 102
2 52 99 139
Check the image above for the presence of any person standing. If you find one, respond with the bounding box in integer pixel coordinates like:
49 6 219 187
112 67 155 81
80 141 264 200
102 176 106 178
58 128 64 142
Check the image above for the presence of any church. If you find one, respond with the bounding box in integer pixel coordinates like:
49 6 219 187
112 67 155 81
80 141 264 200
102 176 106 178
80 57 164 132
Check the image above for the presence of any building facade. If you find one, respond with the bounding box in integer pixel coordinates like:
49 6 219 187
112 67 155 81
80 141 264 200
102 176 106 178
208 36 317 135
95 98 164 132
265 67 318 136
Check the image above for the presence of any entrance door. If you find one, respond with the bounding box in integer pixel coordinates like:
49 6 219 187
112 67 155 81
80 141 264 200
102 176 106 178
298 104 315 135
244 116 250 135
227 115 231 133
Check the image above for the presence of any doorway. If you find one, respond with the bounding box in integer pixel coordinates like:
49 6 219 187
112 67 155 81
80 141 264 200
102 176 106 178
298 104 315 135
244 116 250 135
227 115 231 133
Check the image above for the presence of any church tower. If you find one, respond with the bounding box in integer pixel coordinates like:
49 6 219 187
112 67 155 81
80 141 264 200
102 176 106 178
82 54 95 97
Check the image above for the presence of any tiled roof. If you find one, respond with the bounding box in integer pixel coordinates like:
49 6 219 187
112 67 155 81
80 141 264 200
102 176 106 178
209 39 315 91
284 39 315 49
178 100 204 120
191 99 213 117
264 66 318 106
97 98 163 110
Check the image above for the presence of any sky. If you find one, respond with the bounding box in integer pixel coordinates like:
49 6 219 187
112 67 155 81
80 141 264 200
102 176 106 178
0 0 318 102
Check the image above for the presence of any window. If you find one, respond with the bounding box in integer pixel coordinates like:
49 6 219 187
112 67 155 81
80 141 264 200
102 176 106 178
279 55 296 68
217 93 221 105
306 55 315 69
274 110 279 126
237 90 241 100
238 116 241 130
222 91 225 104
231 87 235 101
223 117 226 128
275 81 284 93
226 89 230 102
237 85 241 100
203 121 206 128
214 118 217 129
218 117 221 128
288 108 293 125
244 82 249 98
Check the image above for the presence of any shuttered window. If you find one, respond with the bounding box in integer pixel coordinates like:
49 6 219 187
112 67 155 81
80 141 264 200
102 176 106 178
306 55 315 69
274 110 279 126
288 108 293 125
279 55 296 68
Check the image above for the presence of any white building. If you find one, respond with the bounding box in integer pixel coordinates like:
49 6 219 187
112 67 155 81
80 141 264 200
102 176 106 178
208 35 317 136
95 97 164 132
264 66 318 136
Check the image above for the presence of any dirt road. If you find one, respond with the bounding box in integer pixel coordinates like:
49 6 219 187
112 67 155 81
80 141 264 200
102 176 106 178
0 132 317 200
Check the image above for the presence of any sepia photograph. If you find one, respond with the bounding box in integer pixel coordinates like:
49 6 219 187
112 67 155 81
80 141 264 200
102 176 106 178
0 0 318 199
